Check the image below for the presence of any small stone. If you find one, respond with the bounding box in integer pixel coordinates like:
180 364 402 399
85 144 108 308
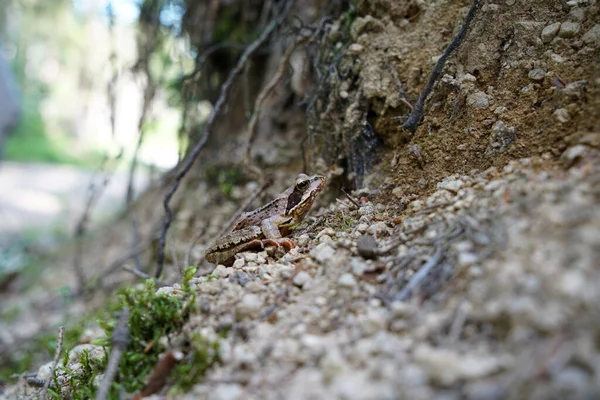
36 362 56 381
437 176 464 193
310 243 336 264
390 301 416 318
320 348 347 381
568 7 587 22
358 308 388 336
458 252 478 267
558 21 580 38
212 264 232 278
459 73 477 83
235 293 262 320
68 344 106 364
243 252 259 262
319 234 333 243
408 199 424 212
338 273 357 288
553 108 570 123
494 106 508 115
582 24 600 45
347 43 364 54
528 68 546 81
350 257 368 275
232 258 245 269
355 223 369 233
357 235 378 259
466 90 490 109
297 233 311 247
541 22 560 43
367 222 389 236
560 144 588 167
293 271 312 288
486 121 516 156
549 53 564 63
207 383 244 400
317 228 336 239
358 204 375 215
392 187 404 198
339 90 349 99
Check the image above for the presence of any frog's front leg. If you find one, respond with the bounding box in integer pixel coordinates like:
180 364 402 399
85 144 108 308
260 218 296 250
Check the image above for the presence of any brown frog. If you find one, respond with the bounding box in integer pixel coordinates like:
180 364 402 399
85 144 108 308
205 174 326 265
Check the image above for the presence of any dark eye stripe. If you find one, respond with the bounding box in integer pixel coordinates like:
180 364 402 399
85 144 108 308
285 190 304 215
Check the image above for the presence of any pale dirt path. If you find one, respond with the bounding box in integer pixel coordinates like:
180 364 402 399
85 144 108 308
0 161 150 237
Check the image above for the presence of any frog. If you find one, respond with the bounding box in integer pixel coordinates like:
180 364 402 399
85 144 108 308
205 173 326 265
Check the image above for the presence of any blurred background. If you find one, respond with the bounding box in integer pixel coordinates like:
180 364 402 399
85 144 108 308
0 0 193 274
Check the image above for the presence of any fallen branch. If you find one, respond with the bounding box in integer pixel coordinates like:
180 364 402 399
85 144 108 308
156 0 293 278
401 0 480 133
42 326 65 400
96 308 130 400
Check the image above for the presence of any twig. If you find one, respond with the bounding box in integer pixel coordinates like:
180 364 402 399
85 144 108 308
244 36 308 163
386 62 413 110
96 308 130 400
341 188 361 209
96 237 154 282
195 179 272 266
156 0 293 278
401 0 480 133
42 326 65 400
26 377 46 388
121 264 168 287
73 156 114 293
184 228 205 269
393 246 446 301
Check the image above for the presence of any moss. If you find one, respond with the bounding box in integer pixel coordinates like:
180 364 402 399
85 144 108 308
50 266 217 398
332 212 356 232
170 333 219 393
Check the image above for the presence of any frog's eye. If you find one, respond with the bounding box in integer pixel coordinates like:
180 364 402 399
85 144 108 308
296 179 309 191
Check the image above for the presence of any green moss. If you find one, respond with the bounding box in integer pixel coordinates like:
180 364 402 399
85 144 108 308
53 266 217 398
2 267 217 397
170 333 219 393
333 212 356 232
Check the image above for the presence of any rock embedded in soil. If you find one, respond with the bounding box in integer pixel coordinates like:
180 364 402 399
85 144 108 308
235 293 262 321
467 90 491 109
558 21 581 38
553 108 570 123
338 273 357 288
541 22 561 43
293 271 312 288
582 24 600 45
528 68 546 81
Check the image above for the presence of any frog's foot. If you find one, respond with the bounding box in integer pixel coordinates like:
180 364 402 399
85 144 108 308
262 238 296 252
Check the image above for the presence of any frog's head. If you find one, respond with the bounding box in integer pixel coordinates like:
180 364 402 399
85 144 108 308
284 174 326 223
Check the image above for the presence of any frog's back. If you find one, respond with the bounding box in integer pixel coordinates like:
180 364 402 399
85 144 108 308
232 197 287 231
